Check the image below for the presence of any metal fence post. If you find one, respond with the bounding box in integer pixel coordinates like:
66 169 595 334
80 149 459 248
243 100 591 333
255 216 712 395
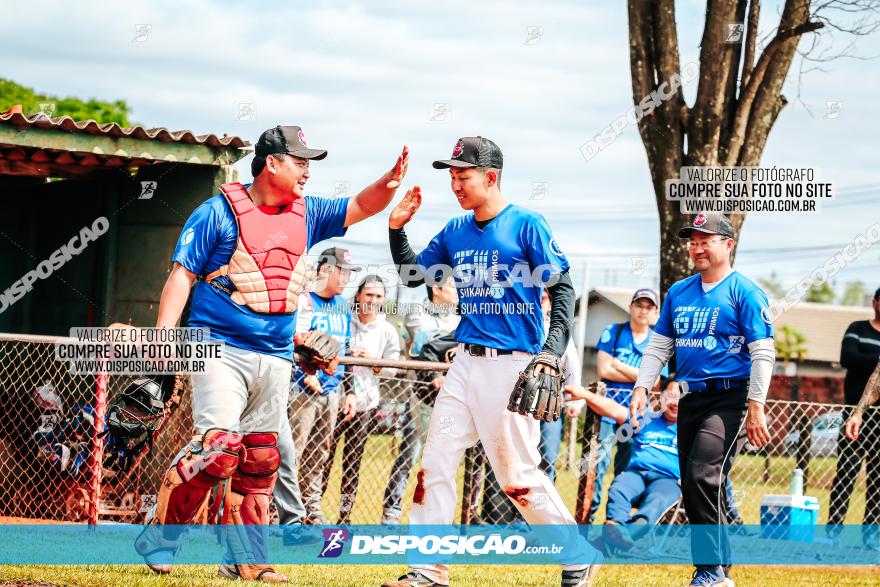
88 370 109 526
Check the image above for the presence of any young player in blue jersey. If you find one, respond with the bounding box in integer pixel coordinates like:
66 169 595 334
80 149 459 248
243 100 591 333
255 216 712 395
589 288 665 522
629 213 775 587
134 125 409 582
382 137 600 587
566 380 681 550
275 247 356 531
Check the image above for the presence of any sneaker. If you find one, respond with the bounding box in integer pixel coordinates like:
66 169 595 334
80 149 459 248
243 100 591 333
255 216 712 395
304 511 327 525
381 508 402 526
561 565 600 587
381 570 444 587
603 522 634 551
134 521 183 575
688 566 728 586
282 524 321 546
218 563 288 583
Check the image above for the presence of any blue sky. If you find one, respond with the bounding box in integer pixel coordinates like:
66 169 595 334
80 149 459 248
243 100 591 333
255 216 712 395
3 0 878 302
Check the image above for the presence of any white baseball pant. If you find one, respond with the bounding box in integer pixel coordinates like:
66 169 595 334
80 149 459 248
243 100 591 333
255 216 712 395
409 345 594 580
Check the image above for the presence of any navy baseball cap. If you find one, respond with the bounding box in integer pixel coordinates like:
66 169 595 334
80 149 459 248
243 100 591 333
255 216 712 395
433 136 503 169
255 125 327 160
677 213 735 239
632 288 660 307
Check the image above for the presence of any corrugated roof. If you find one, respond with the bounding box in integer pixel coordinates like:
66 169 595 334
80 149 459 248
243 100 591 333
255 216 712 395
0 109 248 149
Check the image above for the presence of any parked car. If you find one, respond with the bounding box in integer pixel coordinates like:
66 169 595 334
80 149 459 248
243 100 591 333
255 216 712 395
783 411 844 457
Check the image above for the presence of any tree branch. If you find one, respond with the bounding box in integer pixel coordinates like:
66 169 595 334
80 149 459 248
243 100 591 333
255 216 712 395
723 18 823 166
688 0 740 166
742 0 762 88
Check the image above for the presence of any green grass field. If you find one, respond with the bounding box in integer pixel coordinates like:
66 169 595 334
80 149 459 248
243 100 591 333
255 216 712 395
0 434 873 586
0 563 877 586
315 435 867 526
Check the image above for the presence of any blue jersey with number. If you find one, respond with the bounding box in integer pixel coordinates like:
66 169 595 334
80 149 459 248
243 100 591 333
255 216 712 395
653 271 773 386
416 204 569 353
172 189 348 360
292 292 351 395
626 415 679 479
596 322 667 423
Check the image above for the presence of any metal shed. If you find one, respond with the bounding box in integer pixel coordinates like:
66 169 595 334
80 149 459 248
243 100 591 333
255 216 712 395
0 108 248 333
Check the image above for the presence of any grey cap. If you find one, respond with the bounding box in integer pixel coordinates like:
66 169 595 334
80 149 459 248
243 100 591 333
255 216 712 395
632 288 660 307
255 125 327 160
433 136 503 169
678 213 735 239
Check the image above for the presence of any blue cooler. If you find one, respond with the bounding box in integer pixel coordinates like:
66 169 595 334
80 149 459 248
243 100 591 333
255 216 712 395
760 494 819 542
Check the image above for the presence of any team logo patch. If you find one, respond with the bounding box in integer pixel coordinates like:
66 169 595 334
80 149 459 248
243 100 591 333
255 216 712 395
452 140 464 158
342 250 352 264
318 527 349 558
488 285 505 299
727 335 745 353
298 129 308 146
600 329 611 344
549 238 564 257
180 227 194 246
703 336 717 350
693 213 708 227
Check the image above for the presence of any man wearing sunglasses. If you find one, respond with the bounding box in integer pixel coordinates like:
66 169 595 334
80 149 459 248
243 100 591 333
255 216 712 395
629 213 775 587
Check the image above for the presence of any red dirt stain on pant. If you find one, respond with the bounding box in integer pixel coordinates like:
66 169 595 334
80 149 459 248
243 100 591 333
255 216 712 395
413 469 426 505
504 486 530 507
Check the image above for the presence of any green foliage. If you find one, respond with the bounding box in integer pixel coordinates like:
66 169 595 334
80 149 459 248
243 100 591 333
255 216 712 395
804 281 835 304
758 273 786 299
775 324 808 364
839 280 867 306
0 78 131 126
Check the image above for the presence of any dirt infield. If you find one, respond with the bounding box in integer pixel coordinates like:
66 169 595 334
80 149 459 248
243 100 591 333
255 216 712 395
0 517 72 524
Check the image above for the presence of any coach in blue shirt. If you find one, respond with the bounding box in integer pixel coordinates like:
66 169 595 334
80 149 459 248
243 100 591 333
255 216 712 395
630 214 775 587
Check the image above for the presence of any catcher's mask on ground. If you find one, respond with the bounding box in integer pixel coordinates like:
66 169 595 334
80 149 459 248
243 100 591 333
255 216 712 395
106 377 167 442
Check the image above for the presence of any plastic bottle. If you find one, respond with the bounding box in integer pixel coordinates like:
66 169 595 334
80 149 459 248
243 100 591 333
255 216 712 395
790 468 804 496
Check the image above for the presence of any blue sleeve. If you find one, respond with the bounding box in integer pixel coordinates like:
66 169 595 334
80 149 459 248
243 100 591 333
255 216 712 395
596 324 617 354
654 291 675 338
172 201 223 275
522 214 569 277
738 285 774 343
306 196 349 247
416 228 450 273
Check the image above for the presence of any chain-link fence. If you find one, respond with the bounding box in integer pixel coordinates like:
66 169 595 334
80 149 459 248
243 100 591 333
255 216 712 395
0 334 193 524
0 333 876 530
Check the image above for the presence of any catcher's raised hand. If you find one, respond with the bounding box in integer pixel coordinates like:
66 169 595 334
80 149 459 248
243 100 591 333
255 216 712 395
384 145 410 190
389 186 422 229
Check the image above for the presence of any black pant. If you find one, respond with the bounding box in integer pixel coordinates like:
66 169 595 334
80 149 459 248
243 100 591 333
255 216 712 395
678 389 747 567
828 407 880 534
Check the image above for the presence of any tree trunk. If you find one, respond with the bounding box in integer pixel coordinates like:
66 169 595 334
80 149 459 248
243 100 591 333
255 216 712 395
627 0 823 293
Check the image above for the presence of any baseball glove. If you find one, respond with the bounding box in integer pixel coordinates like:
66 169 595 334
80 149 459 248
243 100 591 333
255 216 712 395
507 351 564 422
294 331 340 375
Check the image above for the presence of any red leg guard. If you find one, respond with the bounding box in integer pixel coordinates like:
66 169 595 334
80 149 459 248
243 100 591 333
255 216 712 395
158 429 243 525
222 433 281 580
136 429 242 572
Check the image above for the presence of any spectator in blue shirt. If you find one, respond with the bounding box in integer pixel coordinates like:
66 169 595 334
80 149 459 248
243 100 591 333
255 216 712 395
567 379 681 550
